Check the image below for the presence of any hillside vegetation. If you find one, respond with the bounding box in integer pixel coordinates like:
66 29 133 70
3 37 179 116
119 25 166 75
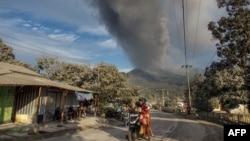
127 69 188 102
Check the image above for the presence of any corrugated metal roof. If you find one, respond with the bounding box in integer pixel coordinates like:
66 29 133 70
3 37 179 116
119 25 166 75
0 62 41 76
0 62 93 93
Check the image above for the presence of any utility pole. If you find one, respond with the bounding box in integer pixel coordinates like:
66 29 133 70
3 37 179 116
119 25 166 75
181 0 191 110
167 90 169 107
161 89 165 107
145 88 148 100
95 65 102 117
182 65 192 108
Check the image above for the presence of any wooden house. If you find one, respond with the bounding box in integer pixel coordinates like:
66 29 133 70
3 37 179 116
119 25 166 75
0 62 97 124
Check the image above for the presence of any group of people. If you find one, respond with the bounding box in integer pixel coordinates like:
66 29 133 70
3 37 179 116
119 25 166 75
131 97 153 141
67 99 91 120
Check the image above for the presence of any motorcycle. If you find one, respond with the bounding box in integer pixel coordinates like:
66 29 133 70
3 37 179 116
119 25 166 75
127 113 140 141
122 111 130 127
105 108 122 119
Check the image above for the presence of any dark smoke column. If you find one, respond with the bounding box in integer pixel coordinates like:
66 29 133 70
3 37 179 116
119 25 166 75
91 0 168 71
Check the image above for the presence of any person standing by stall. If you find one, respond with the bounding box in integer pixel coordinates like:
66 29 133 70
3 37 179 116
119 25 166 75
78 101 85 118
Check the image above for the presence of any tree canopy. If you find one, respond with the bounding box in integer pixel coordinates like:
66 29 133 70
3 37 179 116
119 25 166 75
0 38 139 109
35 57 139 105
192 0 250 112
0 39 34 70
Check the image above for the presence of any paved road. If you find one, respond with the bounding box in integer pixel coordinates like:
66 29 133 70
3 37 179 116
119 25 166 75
37 110 224 141
150 110 223 141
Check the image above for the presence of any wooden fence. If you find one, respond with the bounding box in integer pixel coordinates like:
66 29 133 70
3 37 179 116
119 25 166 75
161 107 250 125
196 112 250 125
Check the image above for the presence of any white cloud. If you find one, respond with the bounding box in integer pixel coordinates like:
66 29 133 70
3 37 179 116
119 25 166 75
0 0 228 70
54 29 61 33
98 39 117 49
0 0 99 30
78 25 108 36
22 23 31 27
32 27 38 31
0 17 23 27
119 68 133 73
7 17 79 44
0 0 131 69
0 20 88 64
48 33 78 43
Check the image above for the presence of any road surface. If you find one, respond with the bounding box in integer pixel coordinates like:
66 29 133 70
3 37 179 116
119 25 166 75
37 110 223 141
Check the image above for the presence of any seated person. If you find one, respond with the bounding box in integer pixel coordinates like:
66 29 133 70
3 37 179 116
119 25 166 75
53 107 67 121
53 107 61 121
68 106 74 120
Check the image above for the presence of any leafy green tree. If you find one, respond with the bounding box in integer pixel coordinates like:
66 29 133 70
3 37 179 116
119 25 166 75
0 39 34 70
190 74 207 111
207 0 250 110
35 56 61 80
35 58 138 106
0 39 15 62
56 62 92 87
246 66 250 112
92 62 137 104
35 56 93 86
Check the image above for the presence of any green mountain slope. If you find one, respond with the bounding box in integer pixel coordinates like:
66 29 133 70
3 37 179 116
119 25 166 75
127 69 187 100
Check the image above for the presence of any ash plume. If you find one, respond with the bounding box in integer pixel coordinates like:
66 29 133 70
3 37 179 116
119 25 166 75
90 0 169 71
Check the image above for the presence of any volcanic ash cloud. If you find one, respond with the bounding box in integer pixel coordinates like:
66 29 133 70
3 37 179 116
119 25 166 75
90 0 169 71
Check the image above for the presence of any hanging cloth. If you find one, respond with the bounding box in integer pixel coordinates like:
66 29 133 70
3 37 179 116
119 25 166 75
75 92 93 101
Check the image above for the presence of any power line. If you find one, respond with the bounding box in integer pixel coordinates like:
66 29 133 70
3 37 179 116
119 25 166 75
0 33 89 64
0 34 57 57
182 0 192 108
0 32 54 57
182 0 188 65
172 0 184 61
0 32 45 51
3 40 54 56
206 50 217 68
191 0 202 66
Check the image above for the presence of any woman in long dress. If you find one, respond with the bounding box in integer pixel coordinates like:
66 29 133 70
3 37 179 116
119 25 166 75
139 98 153 141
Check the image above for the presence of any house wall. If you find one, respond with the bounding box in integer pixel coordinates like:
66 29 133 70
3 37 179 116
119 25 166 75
13 86 77 123
65 92 79 116
43 90 79 121
14 86 39 124
13 86 86 123
44 89 62 121
65 92 79 107
0 86 15 123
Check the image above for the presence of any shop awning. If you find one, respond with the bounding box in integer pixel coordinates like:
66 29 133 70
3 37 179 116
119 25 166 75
75 92 93 101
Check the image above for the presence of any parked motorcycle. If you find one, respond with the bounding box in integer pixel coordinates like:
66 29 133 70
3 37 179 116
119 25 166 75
127 113 140 141
105 108 122 120
122 111 130 127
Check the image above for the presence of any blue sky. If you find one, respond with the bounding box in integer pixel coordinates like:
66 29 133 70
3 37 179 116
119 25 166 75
0 0 225 73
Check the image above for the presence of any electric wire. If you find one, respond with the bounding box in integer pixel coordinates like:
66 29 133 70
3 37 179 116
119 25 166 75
0 33 88 63
0 33 57 56
206 50 217 68
0 32 46 51
191 0 202 67
182 0 188 65
172 0 184 62
3 40 54 56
